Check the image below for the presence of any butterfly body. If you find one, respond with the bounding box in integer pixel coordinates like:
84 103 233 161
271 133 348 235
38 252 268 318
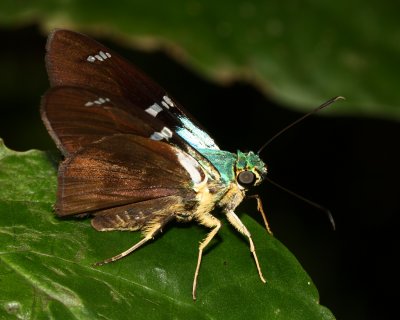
41 29 270 299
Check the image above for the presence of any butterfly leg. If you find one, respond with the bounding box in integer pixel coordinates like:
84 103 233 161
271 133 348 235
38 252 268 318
93 236 152 266
225 210 267 284
193 213 221 300
93 215 175 267
247 194 273 235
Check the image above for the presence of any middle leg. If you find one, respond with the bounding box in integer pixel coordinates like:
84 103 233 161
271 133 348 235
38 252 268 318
225 209 266 283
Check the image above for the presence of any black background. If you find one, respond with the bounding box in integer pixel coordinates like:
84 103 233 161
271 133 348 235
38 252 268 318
0 26 398 320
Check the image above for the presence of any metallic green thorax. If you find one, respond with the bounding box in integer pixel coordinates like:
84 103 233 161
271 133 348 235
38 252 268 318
198 149 267 185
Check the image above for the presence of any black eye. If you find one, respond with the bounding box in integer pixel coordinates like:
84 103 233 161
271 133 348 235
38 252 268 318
237 170 256 186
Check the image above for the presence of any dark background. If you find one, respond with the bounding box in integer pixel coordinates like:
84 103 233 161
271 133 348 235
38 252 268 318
0 25 398 320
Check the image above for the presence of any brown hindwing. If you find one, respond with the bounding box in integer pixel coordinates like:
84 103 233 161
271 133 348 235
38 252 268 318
56 134 201 217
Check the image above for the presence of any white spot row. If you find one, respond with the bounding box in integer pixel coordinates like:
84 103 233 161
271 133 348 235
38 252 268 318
85 97 110 107
150 127 173 141
87 51 111 63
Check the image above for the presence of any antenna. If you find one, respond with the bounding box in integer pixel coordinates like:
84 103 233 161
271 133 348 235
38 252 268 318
257 96 345 155
265 176 336 230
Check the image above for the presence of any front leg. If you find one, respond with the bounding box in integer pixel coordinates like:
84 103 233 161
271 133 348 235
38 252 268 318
225 210 266 283
247 194 273 235
193 212 221 300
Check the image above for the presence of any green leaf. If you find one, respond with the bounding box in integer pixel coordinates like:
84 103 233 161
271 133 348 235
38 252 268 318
0 138 334 319
0 0 399 120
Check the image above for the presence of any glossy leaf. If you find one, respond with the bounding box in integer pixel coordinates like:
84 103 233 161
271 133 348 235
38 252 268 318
0 138 335 319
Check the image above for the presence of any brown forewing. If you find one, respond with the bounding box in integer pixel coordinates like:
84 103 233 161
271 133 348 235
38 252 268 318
45 29 213 145
56 134 201 217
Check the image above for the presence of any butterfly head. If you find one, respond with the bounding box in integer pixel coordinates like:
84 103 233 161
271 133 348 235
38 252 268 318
235 151 267 189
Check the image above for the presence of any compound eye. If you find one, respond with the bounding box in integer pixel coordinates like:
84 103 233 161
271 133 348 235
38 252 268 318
237 170 256 186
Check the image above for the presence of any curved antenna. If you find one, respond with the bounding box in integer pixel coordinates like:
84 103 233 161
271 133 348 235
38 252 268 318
257 96 345 155
265 176 336 230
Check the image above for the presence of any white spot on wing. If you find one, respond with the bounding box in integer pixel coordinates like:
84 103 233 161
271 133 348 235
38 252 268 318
150 126 173 141
150 132 164 140
87 56 96 62
145 103 163 117
177 151 203 184
161 101 170 109
85 97 110 107
99 51 108 59
163 95 174 107
162 127 173 137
